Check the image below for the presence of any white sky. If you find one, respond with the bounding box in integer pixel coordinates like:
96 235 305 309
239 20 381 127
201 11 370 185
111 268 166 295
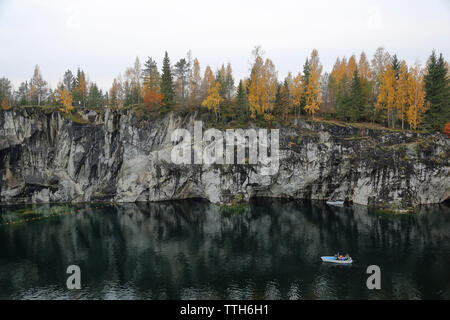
1 0 449 91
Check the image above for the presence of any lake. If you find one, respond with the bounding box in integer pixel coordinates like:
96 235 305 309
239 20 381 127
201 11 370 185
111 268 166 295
0 199 449 300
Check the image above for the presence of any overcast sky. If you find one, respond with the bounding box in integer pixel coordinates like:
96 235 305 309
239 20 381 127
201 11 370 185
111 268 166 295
1 0 449 91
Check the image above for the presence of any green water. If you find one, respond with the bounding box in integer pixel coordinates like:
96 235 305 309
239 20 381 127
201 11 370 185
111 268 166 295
0 199 449 300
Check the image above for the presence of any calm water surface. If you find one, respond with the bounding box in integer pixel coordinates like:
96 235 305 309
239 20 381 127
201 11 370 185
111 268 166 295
0 199 449 300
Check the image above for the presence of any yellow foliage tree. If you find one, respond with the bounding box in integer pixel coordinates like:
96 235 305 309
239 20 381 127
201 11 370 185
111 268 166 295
346 55 357 80
57 88 73 113
291 72 305 116
358 52 371 81
376 65 396 126
248 48 278 120
303 49 322 121
395 61 409 129
202 82 223 121
1 97 11 110
406 63 427 130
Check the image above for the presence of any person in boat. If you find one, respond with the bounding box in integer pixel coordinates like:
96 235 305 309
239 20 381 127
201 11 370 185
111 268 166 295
334 253 339 260
344 254 350 261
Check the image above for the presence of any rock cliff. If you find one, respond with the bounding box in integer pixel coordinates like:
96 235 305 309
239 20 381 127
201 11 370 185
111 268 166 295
1 108 448 210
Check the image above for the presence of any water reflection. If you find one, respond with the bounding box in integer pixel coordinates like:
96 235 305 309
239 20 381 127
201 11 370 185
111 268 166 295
0 199 449 300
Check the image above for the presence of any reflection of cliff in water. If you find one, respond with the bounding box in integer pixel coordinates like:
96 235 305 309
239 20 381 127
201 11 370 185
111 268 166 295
0 199 449 299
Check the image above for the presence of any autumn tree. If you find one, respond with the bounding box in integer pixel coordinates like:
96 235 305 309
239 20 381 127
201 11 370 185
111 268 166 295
395 61 409 129
291 72 305 117
303 49 322 121
371 47 392 91
443 122 450 137
376 64 397 127
55 83 73 113
406 63 427 130
202 82 223 121
248 46 278 121
142 57 160 92
140 57 163 110
142 89 163 110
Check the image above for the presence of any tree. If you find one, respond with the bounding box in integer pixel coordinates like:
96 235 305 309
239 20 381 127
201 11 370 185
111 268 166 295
15 81 29 106
189 58 202 106
87 83 103 108
443 122 450 136
142 89 163 110
0 78 13 109
248 47 278 120
395 61 409 129
358 52 371 81
174 58 190 106
201 66 215 99
73 68 87 107
123 57 142 106
142 57 160 92
349 69 364 122
55 84 73 113
109 78 123 108
276 81 291 120
63 70 74 92
371 48 391 122
160 51 175 108
291 72 305 117
202 82 223 121
303 49 322 121
224 63 234 100
406 63 427 130
391 54 401 79
141 57 162 110
422 51 450 131
376 64 396 127
371 47 391 89
29 65 48 106
235 80 249 120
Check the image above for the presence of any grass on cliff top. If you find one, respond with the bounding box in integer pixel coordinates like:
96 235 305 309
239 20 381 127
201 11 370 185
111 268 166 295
3 104 430 135
62 111 89 124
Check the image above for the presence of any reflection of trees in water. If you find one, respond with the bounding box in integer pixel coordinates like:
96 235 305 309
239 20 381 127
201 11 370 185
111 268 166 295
0 200 449 299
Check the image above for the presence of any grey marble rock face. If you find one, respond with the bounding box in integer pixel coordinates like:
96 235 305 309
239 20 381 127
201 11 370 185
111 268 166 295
0 108 448 210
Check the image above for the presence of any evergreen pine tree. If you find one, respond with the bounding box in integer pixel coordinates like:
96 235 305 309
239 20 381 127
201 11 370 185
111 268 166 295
391 54 400 79
236 80 248 121
349 69 364 122
160 51 175 108
423 51 450 132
